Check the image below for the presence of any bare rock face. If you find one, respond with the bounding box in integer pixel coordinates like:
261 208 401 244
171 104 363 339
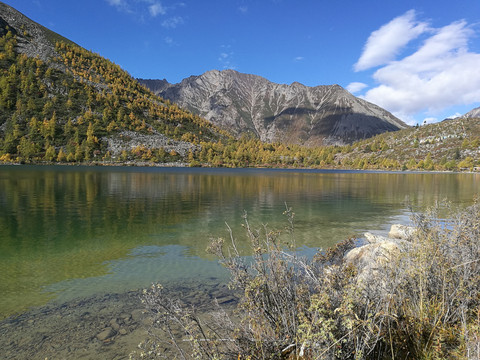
138 79 170 94
102 130 198 158
139 70 408 145
0 1 72 62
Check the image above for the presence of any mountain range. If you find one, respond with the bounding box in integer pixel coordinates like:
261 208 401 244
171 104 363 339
139 71 407 146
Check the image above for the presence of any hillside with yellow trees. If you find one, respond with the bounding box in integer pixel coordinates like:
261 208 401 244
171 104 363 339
0 2 225 164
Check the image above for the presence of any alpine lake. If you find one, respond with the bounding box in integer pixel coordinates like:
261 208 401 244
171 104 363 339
0 165 478 359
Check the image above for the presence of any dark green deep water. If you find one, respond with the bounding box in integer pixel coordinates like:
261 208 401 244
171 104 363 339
0 165 478 319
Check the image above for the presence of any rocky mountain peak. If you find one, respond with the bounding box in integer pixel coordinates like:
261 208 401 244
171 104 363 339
139 70 407 145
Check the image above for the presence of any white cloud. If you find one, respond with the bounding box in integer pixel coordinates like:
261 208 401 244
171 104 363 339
238 6 248 14
346 82 368 94
149 3 166 17
446 112 462 119
218 46 236 69
106 0 125 6
294 56 304 62
106 0 129 11
106 0 179 20
354 10 429 71
161 16 184 28
355 14 480 125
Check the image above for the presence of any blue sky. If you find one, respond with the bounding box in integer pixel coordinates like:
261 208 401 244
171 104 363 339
4 0 480 125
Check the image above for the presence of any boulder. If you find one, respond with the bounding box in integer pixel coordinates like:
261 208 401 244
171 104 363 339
364 232 390 244
345 241 400 269
344 226 414 289
388 224 415 240
343 240 401 295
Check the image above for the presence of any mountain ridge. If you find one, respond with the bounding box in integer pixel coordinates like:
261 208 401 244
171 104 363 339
0 1 74 61
139 69 408 146
463 106 480 119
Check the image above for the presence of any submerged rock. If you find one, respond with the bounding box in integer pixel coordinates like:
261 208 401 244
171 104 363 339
130 309 146 323
96 327 116 341
109 319 120 331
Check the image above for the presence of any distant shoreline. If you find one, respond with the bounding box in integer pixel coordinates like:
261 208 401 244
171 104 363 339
0 161 477 175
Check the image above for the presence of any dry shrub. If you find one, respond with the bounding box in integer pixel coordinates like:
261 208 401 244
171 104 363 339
132 201 480 359
379 200 480 359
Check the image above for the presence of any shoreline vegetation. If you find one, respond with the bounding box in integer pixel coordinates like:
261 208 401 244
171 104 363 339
132 202 480 360
0 134 480 173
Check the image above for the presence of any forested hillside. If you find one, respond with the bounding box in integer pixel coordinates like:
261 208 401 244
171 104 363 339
179 117 480 171
335 117 480 171
0 27 225 164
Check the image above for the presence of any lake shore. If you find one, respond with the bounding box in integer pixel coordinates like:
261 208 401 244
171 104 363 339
2 160 478 176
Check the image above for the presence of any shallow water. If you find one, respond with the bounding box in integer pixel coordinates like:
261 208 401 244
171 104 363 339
0 166 478 318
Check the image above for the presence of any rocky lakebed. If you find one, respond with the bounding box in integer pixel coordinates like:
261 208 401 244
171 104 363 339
0 280 236 360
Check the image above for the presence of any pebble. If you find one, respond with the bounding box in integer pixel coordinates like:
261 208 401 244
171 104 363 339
120 313 131 320
109 319 120 331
